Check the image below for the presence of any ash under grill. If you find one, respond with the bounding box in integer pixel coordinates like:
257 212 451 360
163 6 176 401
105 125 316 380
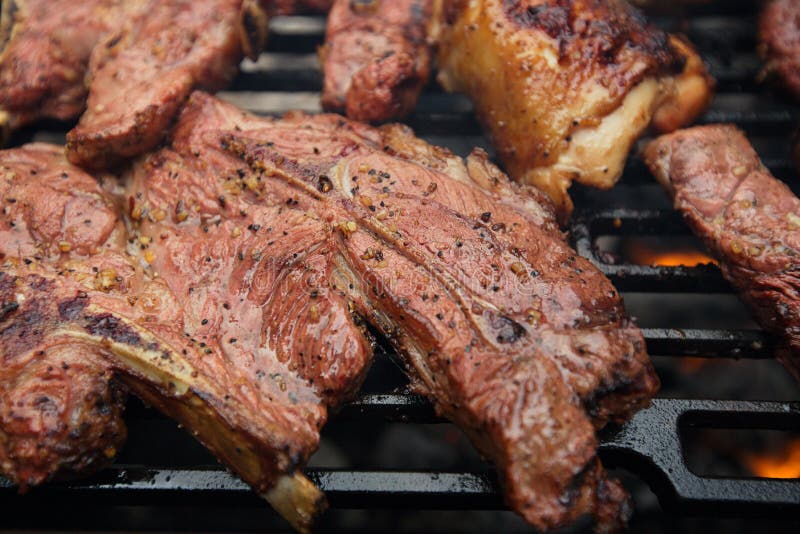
1 1 799 532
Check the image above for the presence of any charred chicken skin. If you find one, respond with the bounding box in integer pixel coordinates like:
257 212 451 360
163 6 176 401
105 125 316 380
320 0 433 122
645 124 800 383
435 0 713 219
758 0 800 100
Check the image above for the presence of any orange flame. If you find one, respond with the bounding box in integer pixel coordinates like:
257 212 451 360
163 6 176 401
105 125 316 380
745 438 800 479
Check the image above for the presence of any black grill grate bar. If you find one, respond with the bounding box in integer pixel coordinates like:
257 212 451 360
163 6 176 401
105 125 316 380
600 399 800 515
3 399 796 515
571 209 732 292
641 328 770 358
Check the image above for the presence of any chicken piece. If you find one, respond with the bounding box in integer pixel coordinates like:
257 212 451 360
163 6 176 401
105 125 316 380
645 124 800 382
0 0 134 142
435 0 713 219
319 0 433 122
0 144 127 489
65 0 269 169
758 0 800 100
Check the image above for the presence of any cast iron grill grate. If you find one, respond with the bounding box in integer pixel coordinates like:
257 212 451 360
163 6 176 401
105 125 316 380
1 0 799 530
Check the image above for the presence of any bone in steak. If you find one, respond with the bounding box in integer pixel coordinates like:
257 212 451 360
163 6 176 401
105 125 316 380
1 91 657 532
0 144 127 489
320 0 433 122
124 91 655 531
645 124 800 382
435 0 713 219
759 0 800 100
0 142 331 532
65 0 269 170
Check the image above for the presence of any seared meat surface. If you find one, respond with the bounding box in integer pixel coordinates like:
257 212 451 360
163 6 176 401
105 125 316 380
0 144 127 489
0 0 268 165
320 0 433 122
0 141 331 532
645 125 800 382
128 91 654 532
66 0 268 169
0 0 129 139
759 0 800 99
435 0 713 219
1 91 657 531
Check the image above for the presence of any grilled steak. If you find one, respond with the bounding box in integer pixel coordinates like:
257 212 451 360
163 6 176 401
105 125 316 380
121 91 655 531
65 0 268 169
0 142 332 532
435 0 713 219
0 144 128 489
1 90 657 531
759 0 800 99
0 0 130 140
320 0 433 122
644 124 800 382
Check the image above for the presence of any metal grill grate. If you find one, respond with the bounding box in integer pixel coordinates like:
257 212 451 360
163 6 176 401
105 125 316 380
1 1 799 530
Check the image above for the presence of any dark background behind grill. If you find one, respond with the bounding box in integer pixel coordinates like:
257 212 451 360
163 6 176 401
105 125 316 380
1 0 799 532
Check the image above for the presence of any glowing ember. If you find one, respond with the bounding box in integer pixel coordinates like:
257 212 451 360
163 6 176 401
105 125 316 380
677 357 711 374
745 437 800 479
624 240 717 267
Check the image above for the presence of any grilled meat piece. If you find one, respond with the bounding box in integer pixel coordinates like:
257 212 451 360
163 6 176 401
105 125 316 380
644 124 800 382
435 0 713 220
319 0 433 122
65 0 268 169
0 143 331 532
759 0 800 99
1 91 657 531
126 91 655 531
0 144 128 489
0 0 129 140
